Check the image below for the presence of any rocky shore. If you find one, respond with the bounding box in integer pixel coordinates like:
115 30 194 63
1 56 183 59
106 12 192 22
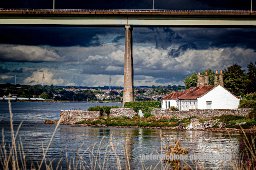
44 108 256 133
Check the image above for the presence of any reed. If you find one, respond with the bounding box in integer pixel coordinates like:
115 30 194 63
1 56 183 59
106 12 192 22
1 99 256 170
0 99 133 169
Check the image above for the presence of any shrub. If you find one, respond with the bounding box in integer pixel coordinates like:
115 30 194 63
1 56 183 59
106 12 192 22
168 106 179 111
124 101 161 115
248 106 256 120
143 113 152 118
88 106 119 116
216 115 245 123
239 99 256 108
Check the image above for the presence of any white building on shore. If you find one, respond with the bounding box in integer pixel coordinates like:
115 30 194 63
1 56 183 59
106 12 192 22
162 71 240 111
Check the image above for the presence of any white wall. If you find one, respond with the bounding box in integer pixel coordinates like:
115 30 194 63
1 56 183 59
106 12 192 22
161 100 177 110
198 85 240 109
179 100 197 111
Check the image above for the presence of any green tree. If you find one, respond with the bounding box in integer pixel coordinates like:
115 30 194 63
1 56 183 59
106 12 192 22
247 62 256 93
223 64 248 96
40 92 50 99
184 73 197 89
184 69 215 89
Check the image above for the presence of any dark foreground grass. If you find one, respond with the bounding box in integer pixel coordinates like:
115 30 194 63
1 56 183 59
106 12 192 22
1 99 256 169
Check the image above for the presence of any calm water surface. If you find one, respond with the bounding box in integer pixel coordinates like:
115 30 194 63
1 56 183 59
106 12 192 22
0 102 246 169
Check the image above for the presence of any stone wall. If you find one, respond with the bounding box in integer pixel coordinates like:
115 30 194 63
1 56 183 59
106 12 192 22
110 108 137 118
60 110 100 125
151 108 252 119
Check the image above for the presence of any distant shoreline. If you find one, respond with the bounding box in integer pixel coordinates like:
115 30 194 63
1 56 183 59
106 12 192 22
0 100 120 103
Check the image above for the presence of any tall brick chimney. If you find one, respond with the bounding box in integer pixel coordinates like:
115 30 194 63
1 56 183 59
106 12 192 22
214 70 219 86
204 71 209 85
197 73 205 87
219 70 224 86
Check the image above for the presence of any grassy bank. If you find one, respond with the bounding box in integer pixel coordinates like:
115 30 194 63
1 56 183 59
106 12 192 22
77 116 193 128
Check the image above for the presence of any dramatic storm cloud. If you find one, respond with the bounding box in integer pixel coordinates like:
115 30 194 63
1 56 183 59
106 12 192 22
23 68 64 85
0 44 61 62
0 25 256 86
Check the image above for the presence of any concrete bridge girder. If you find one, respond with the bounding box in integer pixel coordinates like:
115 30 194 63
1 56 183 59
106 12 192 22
1 17 256 26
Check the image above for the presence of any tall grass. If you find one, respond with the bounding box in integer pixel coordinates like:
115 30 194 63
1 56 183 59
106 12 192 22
1 99 256 169
0 99 133 169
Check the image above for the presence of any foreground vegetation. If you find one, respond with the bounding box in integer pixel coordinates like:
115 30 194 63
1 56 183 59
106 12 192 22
1 100 256 169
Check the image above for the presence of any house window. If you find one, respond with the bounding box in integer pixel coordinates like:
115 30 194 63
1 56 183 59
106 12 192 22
206 101 212 109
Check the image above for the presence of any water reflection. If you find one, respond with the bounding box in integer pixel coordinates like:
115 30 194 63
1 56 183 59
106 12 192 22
0 102 249 169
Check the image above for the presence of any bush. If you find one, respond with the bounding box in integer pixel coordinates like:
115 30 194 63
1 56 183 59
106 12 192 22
216 115 245 123
124 101 161 115
248 106 256 120
168 106 179 111
143 113 152 118
87 106 119 116
239 99 256 108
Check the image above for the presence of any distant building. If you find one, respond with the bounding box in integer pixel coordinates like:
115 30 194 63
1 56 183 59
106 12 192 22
162 71 240 111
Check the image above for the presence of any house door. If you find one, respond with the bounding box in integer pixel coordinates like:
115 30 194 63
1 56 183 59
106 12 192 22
206 101 212 109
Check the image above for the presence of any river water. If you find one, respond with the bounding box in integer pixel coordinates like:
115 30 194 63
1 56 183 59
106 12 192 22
0 101 248 169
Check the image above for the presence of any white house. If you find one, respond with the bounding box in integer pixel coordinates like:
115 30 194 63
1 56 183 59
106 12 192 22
177 85 240 111
162 71 240 111
161 91 184 110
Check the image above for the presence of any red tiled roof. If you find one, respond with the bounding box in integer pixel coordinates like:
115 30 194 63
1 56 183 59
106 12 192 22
162 85 215 100
178 85 214 100
162 91 185 100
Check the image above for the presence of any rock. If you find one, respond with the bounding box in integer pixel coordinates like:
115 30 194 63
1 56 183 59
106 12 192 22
218 122 226 128
152 108 251 120
60 110 100 125
186 118 204 130
44 119 57 124
203 119 218 129
109 108 137 118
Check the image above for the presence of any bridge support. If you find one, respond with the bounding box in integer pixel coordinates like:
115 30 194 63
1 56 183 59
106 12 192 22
123 25 134 105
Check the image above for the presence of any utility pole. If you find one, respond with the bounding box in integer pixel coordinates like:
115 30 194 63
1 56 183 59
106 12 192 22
109 75 112 91
153 0 155 10
251 0 253 13
42 73 45 86
53 0 55 10
14 75 16 85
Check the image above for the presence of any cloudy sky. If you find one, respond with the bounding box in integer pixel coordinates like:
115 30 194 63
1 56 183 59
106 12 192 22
0 1 256 87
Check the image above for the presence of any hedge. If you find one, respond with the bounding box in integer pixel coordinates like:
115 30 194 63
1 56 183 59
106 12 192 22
87 106 119 116
124 101 161 115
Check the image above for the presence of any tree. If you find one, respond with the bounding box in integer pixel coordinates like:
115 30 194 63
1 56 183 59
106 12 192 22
247 62 256 93
184 69 215 89
223 64 248 96
40 92 50 99
184 73 197 89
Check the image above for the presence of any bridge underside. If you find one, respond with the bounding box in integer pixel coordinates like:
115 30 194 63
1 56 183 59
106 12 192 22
1 17 256 26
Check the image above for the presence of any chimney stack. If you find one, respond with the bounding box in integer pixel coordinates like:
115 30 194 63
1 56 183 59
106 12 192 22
204 71 209 85
214 70 218 86
214 70 224 86
197 72 205 87
219 70 224 86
